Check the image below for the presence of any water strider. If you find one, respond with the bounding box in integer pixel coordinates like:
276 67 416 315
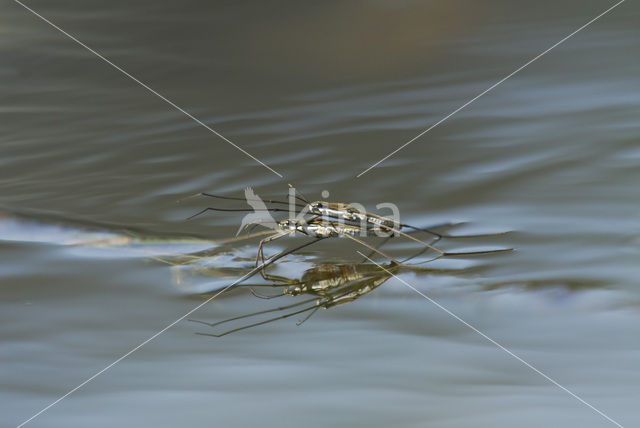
186 190 511 273
190 189 505 242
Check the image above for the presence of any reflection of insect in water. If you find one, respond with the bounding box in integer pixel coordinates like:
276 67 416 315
186 238 500 336
187 244 491 337
189 262 400 337
183 188 512 336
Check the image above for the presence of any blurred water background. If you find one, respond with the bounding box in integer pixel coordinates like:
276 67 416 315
1 1 639 427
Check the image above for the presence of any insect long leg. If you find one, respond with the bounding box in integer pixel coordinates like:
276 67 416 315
346 225 509 266
397 241 457 265
216 282 290 298
195 303 323 337
195 237 325 296
378 224 446 257
359 235 393 263
405 247 513 266
183 237 323 323
259 236 324 280
376 223 507 261
255 271 300 285
357 223 444 263
433 247 513 258
214 229 279 244
398 222 460 240
342 233 401 265
402 222 510 240
254 235 324 294
296 307 319 326
256 232 290 268
215 282 289 288
200 192 305 208
190 296 319 329
249 288 287 299
399 244 431 264
187 206 290 220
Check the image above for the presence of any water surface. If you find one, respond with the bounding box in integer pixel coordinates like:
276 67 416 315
1 1 639 427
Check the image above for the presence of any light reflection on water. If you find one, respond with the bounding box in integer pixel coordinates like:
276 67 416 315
1 1 639 427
